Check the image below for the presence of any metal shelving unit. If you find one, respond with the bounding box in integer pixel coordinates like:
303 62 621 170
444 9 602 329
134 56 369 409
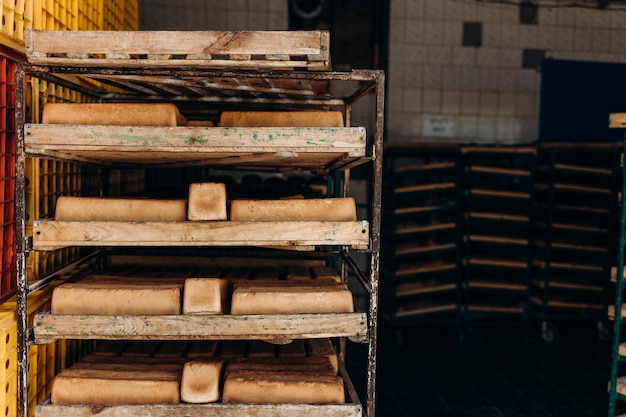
381 144 463 335
535 142 620 343
15 30 384 417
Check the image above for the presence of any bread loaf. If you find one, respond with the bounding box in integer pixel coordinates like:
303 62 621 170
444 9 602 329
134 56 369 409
55 196 187 222
230 282 354 315
306 339 338 373
222 371 345 404
42 102 187 126
230 198 357 222
225 357 335 375
51 281 182 315
51 367 181 405
180 358 224 403
218 111 344 127
187 183 228 221
182 278 228 314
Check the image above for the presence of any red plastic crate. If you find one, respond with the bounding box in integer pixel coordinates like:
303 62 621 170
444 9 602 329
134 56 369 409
0 47 22 303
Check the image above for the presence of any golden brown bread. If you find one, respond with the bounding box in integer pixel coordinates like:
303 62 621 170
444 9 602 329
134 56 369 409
229 198 357 222
55 196 187 222
218 111 344 127
42 102 187 126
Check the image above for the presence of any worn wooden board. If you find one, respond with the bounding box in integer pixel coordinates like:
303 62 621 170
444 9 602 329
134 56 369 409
553 183 611 194
25 124 367 169
33 312 368 343
395 242 455 256
554 163 612 175
395 182 455 194
394 203 455 216
395 222 455 235
469 189 531 199
468 165 531 177
394 161 455 173
466 305 524 314
396 282 456 297
469 212 529 222
468 281 526 291
468 235 527 245
396 262 456 277
33 221 370 251
26 30 331 70
395 304 457 318
534 297 603 311
35 399 361 417
531 279 603 292
469 258 528 269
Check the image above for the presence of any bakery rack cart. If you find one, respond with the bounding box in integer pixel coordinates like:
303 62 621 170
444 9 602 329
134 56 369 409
14 30 384 417
380 143 463 343
607 114 626 417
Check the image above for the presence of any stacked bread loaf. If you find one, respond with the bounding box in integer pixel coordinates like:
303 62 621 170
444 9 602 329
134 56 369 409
51 338 343 405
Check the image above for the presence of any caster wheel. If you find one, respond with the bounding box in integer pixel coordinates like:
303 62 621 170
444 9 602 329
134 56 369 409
541 321 559 343
597 320 612 342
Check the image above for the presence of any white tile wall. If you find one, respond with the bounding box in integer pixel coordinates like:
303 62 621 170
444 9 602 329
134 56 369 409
389 0 626 143
138 0 626 144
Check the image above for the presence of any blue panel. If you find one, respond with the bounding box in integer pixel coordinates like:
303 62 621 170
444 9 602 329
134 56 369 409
539 59 626 142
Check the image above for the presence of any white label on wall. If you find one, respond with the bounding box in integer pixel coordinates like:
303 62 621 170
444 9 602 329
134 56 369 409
423 115 455 138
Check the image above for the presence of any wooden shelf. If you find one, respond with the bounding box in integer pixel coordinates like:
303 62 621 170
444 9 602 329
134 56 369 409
468 189 530 199
468 281 527 291
395 182 455 194
534 297 603 311
468 235 528 246
394 203 455 216
36 402 362 417
395 304 457 318
468 258 528 269
466 305 524 314
468 165 531 177
396 262 456 277
554 163 612 175
25 124 368 170
395 222 455 236
394 161 455 173
26 30 331 71
395 242 455 256
469 212 530 223
32 220 369 251
531 279 603 292
396 282 456 297
32 312 368 345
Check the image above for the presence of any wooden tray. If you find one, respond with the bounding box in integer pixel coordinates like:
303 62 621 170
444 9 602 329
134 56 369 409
32 221 370 251
26 30 331 71
25 124 367 170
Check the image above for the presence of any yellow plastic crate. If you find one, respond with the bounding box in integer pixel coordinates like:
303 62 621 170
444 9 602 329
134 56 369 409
102 0 124 30
78 0 104 30
0 0 32 53
123 0 138 30
32 0 79 31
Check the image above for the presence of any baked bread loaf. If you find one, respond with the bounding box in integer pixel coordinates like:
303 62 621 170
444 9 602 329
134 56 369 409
55 196 187 222
51 279 182 315
187 183 228 221
218 111 344 127
230 281 354 315
180 358 224 403
51 367 181 405
230 198 357 222
182 278 228 314
42 102 187 126
222 371 345 404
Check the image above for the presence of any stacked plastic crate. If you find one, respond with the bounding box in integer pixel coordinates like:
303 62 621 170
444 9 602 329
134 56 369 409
0 2 138 416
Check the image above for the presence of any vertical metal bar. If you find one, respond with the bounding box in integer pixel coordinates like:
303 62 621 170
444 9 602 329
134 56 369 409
14 64 28 417
367 70 384 417
609 139 626 417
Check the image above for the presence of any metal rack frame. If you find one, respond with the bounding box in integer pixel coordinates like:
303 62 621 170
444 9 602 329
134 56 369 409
14 58 384 417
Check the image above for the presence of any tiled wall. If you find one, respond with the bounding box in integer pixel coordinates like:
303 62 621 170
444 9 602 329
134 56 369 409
388 0 626 144
138 0 288 31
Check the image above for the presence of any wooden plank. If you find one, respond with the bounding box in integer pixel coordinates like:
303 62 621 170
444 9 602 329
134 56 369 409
468 235 527 245
396 262 456 277
32 221 370 250
396 242 455 256
35 400 361 417
469 189 530 199
551 222 608 234
467 305 524 314
395 304 457 317
468 165 531 177
554 183 611 194
531 279 603 292
33 312 368 343
469 258 528 269
395 182 455 194
536 241 606 253
26 30 331 70
469 212 529 222
554 163 611 175
25 125 367 167
609 113 626 128
461 146 536 155
394 203 455 215
396 282 456 297
534 297 603 310
536 261 603 272
396 222 455 235
468 281 526 291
